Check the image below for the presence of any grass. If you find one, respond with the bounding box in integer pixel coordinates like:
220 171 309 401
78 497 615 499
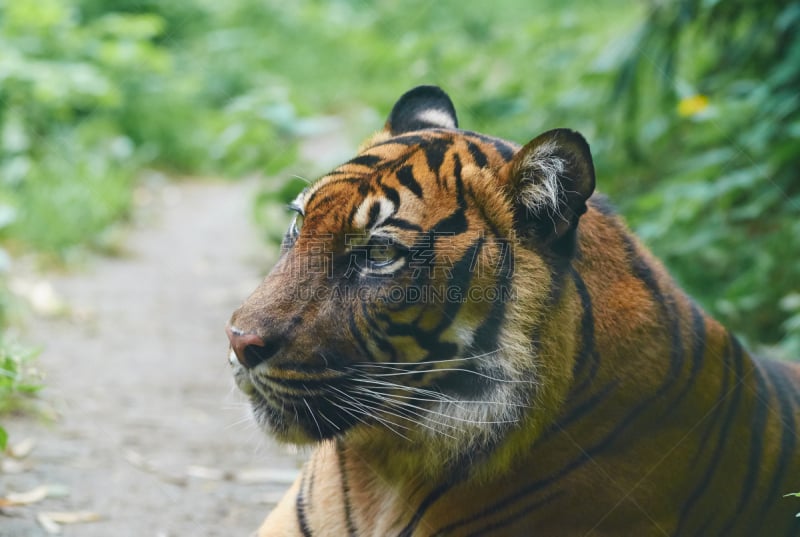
0 338 42 449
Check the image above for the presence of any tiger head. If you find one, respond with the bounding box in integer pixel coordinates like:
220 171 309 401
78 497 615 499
227 86 596 477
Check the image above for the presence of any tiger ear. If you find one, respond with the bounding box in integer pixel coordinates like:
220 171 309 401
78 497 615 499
385 85 458 135
504 129 595 254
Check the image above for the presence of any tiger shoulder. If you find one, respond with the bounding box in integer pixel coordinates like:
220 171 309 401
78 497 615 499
226 85 800 536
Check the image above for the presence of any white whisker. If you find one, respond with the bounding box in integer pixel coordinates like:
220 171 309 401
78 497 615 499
358 388 521 426
328 386 413 441
350 388 458 439
302 397 323 439
352 347 508 368
317 409 340 431
290 174 312 185
352 366 532 384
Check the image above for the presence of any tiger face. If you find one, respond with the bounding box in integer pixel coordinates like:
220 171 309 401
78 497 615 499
227 86 595 470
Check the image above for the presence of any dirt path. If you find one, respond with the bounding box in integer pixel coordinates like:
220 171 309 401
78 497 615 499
3 179 304 536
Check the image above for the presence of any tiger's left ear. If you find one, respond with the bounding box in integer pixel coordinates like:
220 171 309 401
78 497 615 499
385 85 459 135
504 128 595 255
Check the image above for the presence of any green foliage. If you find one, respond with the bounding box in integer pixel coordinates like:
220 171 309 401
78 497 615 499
610 0 800 356
0 338 42 447
0 340 41 413
0 0 152 256
0 0 299 258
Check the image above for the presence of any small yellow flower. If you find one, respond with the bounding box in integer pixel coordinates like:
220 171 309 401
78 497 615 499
677 94 709 117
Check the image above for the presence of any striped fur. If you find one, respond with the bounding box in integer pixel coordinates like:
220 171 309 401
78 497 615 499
227 86 800 536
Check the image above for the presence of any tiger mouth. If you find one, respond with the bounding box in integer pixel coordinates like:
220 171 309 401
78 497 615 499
249 392 360 441
240 367 368 441
233 351 517 444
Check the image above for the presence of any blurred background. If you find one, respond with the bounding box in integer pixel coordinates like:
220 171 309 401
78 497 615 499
0 0 798 469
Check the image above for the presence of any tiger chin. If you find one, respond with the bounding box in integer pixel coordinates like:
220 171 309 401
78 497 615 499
227 86 800 536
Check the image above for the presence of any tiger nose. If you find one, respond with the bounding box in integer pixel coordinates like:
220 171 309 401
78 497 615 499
225 325 279 369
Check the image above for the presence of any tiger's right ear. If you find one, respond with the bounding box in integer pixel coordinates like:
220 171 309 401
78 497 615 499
385 86 458 135
503 128 595 255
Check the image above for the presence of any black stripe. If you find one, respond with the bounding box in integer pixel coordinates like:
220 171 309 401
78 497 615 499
296 470 314 537
466 140 489 168
662 301 707 418
361 302 399 360
757 358 798 531
452 151 463 196
434 238 482 333
631 243 685 404
690 338 732 466
306 450 317 505
304 178 363 214
675 334 745 535
381 217 422 232
569 350 602 400
429 155 468 235
371 134 429 148
462 131 518 161
397 479 460 537
548 380 619 434
690 517 713 537
396 165 424 198
422 137 450 177
466 235 513 356
348 313 371 357
366 202 381 229
382 185 401 208
431 207 467 238
346 204 360 229
719 359 770 534
441 490 563 536
556 235 684 448
568 268 595 385
336 442 357 537
348 154 383 168
438 447 590 531
262 371 350 390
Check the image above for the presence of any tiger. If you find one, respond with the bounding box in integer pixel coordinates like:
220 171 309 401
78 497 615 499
226 85 800 536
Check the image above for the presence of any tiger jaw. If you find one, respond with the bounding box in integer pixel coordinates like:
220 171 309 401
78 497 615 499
229 356 358 442
229 342 532 448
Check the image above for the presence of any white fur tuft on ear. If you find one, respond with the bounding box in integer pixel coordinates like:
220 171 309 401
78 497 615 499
505 128 595 248
386 86 459 134
416 108 458 130
516 140 568 220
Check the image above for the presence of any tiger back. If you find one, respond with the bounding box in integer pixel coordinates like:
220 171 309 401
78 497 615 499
226 86 800 536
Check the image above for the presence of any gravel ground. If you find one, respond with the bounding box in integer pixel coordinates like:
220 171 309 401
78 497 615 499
2 179 304 536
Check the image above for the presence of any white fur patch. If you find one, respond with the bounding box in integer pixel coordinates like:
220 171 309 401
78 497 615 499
353 197 396 230
422 347 533 442
518 140 568 222
417 108 457 129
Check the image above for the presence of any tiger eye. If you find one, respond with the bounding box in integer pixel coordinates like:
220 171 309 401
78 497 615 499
290 213 304 236
366 237 399 267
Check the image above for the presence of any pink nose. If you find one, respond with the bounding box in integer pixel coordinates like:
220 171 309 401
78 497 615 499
225 325 268 368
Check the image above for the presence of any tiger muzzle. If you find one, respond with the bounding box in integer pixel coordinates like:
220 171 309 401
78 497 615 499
225 325 284 369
